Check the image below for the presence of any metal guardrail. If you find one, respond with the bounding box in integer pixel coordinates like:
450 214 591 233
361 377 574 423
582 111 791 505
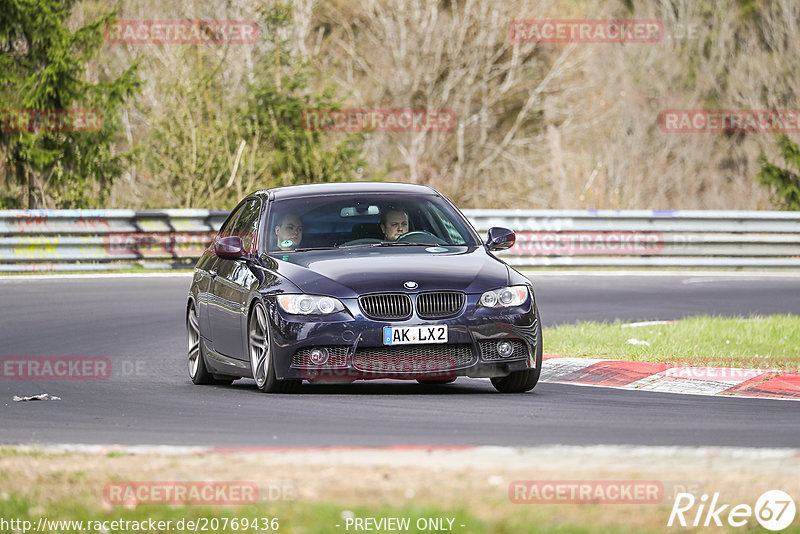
467 210 800 268
0 209 798 271
0 210 227 272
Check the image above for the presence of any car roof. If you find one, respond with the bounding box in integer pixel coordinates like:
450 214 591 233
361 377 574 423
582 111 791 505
253 182 439 200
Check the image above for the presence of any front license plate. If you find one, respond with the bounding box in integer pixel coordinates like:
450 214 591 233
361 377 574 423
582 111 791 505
383 325 448 345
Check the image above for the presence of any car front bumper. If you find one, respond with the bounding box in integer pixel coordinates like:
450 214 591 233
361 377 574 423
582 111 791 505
265 294 540 381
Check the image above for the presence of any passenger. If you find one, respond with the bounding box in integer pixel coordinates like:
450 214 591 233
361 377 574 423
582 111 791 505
380 208 409 241
274 213 303 250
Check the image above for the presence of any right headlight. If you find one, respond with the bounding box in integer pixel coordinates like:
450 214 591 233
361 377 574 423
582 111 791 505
479 285 529 308
276 294 345 315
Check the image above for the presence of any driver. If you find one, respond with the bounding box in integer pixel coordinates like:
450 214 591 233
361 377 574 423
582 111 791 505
274 213 303 250
380 208 409 241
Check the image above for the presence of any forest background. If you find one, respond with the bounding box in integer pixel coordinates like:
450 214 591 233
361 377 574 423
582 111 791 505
2 0 799 210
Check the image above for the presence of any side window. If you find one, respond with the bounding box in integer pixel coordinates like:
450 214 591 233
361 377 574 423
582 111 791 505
428 204 467 245
218 202 247 237
231 199 261 253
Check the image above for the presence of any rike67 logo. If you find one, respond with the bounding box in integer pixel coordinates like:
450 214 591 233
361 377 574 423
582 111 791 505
668 490 796 531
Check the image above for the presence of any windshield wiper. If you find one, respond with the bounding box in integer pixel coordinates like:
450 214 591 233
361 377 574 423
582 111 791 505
338 242 430 249
378 241 431 247
277 246 337 253
338 243 381 249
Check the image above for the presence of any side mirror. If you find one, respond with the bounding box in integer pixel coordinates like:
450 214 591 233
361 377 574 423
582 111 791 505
486 227 515 251
214 235 246 259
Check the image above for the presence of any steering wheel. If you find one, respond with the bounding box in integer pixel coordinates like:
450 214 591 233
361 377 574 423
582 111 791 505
395 231 447 245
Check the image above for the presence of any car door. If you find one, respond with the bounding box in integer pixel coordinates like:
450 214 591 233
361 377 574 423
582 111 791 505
196 203 246 342
208 198 263 359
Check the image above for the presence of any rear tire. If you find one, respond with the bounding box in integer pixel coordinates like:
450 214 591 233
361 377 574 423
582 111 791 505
490 316 543 393
188 301 235 386
187 300 214 385
249 301 301 393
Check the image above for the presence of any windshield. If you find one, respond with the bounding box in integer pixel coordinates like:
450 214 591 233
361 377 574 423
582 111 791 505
265 193 478 252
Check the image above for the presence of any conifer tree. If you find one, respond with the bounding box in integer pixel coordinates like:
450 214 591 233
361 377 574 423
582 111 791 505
0 0 139 208
757 135 800 210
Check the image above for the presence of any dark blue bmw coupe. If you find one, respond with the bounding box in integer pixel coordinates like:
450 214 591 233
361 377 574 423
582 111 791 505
186 182 542 393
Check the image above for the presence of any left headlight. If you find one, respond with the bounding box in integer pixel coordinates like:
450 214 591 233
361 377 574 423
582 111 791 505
277 294 345 315
479 285 530 308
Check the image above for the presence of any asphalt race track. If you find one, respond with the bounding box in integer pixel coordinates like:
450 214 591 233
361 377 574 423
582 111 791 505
1 272 798 448
530 272 800 325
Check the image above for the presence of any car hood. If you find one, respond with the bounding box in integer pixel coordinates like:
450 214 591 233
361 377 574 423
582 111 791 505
268 246 510 297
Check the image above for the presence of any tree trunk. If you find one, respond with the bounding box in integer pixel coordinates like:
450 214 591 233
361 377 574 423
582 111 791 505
12 150 33 209
23 161 34 209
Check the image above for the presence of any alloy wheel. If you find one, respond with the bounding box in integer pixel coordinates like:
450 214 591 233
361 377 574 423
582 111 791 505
249 303 270 388
187 301 201 379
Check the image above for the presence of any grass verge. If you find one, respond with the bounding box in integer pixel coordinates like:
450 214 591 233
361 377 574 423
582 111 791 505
543 314 800 371
2 448 799 534
0 497 648 534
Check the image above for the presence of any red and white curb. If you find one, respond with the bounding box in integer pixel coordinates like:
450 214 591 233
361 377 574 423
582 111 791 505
541 355 800 400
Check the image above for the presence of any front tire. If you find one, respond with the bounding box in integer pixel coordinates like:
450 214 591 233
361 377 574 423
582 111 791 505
249 301 301 393
490 317 543 393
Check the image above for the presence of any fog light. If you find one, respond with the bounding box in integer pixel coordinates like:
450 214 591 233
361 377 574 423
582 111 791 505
309 348 329 365
496 340 514 358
